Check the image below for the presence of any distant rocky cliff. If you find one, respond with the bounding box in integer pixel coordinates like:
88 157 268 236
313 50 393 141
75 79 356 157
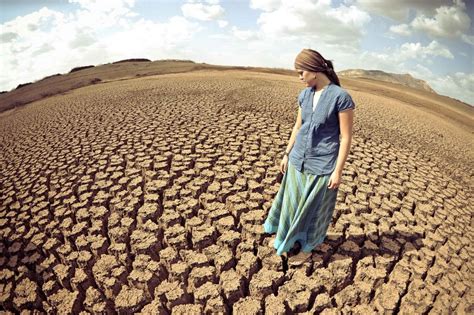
338 69 436 93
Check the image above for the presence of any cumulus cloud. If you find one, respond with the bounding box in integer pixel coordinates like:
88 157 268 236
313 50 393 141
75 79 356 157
411 2 471 39
400 40 454 60
384 1 472 44
104 16 199 57
357 40 454 78
181 1 225 21
0 31 19 42
353 0 449 22
231 26 259 41
389 24 411 36
68 28 97 48
429 72 474 105
69 0 139 27
0 0 201 92
249 0 371 50
461 34 474 45
409 63 433 79
250 0 282 12
0 7 65 41
217 19 228 28
31 43 54 56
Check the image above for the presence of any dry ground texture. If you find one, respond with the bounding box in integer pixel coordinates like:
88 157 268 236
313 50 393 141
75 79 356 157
0 67 473 314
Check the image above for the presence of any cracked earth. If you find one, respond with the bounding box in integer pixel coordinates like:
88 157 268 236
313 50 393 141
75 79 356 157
0 70 473 314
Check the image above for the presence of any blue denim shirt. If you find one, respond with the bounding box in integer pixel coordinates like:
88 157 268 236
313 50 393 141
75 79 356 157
289 82 355 175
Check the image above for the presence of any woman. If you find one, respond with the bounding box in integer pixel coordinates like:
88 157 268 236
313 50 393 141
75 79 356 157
262 48 355 265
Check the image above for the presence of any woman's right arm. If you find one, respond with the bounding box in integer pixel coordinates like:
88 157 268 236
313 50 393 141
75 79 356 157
284 107 302 154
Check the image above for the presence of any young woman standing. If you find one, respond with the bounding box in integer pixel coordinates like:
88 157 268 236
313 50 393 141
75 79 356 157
263 48 355 265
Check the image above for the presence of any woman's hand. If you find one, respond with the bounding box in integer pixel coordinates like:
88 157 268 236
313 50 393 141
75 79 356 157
280 156 289 174
327 169 342 190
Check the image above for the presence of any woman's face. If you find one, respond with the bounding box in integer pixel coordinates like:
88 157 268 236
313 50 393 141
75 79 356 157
296 68 317 87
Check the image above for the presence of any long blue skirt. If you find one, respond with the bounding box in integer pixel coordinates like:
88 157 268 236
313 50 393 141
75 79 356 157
263 159 338 256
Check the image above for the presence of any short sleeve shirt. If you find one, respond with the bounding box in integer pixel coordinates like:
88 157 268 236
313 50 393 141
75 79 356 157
289 82 355 175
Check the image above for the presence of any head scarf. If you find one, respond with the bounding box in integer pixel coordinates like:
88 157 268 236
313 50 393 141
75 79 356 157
294 48 330 72
294 48 341 86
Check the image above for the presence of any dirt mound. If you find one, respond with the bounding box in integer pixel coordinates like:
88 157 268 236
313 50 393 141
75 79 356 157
0 70 472 313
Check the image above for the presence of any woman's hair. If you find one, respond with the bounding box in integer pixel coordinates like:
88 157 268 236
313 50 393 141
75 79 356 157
294 48 341 86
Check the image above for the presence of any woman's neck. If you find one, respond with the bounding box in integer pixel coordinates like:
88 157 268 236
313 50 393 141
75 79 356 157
313 74 331 92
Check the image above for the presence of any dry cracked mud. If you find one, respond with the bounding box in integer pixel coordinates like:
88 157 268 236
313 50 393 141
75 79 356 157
0 70 473 314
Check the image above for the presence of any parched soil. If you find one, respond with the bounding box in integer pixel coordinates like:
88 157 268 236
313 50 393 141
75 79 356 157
0 70 473 314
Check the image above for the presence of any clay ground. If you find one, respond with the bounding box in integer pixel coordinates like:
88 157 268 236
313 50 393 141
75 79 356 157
0 69 473 314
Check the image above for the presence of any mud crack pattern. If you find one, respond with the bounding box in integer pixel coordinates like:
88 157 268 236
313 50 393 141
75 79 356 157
0 71 473 314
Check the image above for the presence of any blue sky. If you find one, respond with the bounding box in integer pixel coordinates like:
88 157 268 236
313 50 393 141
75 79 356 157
1 0 473 105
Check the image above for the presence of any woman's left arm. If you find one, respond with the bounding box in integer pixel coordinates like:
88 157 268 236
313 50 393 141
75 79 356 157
327 108 354 189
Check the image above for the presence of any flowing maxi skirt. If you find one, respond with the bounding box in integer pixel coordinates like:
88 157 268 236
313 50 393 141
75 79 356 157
263 159 339 256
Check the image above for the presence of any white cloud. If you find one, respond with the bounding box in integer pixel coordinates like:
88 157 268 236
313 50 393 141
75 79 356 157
0 0 201 92
69 0 139 27
409 63 433 79
0 7 65 42
217 19 228 28
429 72 474 105
250 0 370 50
231 26 259 41
411 2 471 39
104 16 200 58
181 1 225 21
461 34 474 45
207 33 231 40
400 40 454 60
68 28 97 48
354 0 449 22
384 1 472 45
250 0 282 12
389 23 411 36
356 40 454 77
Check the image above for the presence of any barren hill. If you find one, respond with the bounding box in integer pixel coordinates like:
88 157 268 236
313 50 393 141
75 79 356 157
0 63 473 313
0 59 295 114
339 69 436 93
